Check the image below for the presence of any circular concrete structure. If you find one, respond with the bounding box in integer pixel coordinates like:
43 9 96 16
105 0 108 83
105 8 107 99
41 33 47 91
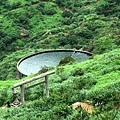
17 49 93 76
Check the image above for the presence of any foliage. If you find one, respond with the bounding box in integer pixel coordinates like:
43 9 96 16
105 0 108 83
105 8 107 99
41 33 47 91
0 0 120 119
0 48 119 119
62 10 73 18
58 56 76 66
72 67 84 76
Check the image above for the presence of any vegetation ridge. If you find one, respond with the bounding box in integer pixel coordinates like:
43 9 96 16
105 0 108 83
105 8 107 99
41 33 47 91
0 0 120 119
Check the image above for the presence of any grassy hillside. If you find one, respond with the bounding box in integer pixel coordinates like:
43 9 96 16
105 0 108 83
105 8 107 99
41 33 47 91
0 0 120 119
0 0 120 80
0 48 120 119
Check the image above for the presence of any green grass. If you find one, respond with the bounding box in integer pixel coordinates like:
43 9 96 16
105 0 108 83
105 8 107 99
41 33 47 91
90 71 120 91
0 48 119 119
0 80 17 87
0 15 3 18
8 0 27 6
0 0 120 119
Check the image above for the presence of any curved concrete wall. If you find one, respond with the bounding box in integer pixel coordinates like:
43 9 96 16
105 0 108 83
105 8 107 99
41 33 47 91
17 49 93 76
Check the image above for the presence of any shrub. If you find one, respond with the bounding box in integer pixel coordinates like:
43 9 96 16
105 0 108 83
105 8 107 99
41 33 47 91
61 18 73 25
72 67 84 76
55 0 65 7
62 10 73 18
74 27 93 39
87 81 120 106
58 56 76 66
67 34 79 45
43 8 57 15
10 2 21 10
57 36 68 46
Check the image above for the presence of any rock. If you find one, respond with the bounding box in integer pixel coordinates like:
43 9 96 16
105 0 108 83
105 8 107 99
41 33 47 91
72 101 93 114
20 28 29 37
72 102 81 109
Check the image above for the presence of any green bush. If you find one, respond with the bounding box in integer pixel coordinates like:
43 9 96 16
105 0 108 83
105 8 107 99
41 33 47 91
62 10 73 18
87 81 120 106
61 17 73 25
67 34 78 45
58 56 76 66
43 8 57 15
74 27 93 39
72 67 84 76
57 36 67 46
55 0 65 7
10 2 21 9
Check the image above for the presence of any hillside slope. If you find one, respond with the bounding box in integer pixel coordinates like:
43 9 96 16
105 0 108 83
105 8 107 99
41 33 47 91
0 0 120 80
0 48 120 119
0 0 120 119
